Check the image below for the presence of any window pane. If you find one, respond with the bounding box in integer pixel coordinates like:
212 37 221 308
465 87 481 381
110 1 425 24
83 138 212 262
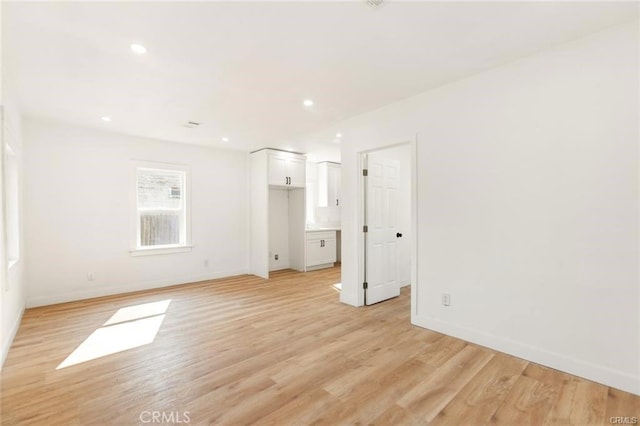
5 149 20 264
137 169 183 210
140 212 180 246
137 168 185 247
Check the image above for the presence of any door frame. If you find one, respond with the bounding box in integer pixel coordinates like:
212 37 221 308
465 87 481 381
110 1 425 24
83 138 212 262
357 137 418 316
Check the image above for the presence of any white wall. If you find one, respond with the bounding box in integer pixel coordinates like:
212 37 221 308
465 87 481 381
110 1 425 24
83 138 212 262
305 161 318 225
298 21 640 394
269 188 290 271
249 150 269 278
23 119 249 307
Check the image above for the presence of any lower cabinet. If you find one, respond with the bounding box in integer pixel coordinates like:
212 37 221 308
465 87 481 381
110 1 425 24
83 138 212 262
306 231 336 270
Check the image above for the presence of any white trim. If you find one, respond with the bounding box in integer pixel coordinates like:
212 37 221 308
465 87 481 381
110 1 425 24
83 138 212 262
3 133 21 284
305 263 334 272
129 245 193 256
1 305 25 370
413 314 640 396
0 106 7 294
410 134 418 321
26 268 249 308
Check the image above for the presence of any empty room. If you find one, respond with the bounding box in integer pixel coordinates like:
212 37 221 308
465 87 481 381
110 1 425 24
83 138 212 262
0 1 639 425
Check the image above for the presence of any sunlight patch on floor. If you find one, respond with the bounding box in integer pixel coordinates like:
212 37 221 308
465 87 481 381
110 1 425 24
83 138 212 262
56 299 171 369
104 299 172 326
332 283 342 292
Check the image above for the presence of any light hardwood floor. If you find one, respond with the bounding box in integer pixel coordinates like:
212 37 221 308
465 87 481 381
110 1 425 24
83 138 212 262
1 266 638 425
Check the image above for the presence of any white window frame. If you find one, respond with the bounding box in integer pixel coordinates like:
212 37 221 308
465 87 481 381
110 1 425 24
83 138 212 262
130 161 192 256
4 143 19 269
2 105 20 275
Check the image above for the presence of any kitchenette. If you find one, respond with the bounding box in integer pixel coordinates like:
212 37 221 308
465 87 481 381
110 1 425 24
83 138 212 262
249 149 341 278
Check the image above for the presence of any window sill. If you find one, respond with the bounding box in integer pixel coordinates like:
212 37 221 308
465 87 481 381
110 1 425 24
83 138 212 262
130 245 193 257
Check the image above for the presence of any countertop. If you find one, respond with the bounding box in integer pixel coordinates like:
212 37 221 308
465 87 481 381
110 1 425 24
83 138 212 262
306 226 341 232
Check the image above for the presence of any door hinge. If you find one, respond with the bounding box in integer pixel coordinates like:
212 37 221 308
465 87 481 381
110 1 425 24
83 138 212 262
363 282 368 289
363 225 368 233
362 169 368 176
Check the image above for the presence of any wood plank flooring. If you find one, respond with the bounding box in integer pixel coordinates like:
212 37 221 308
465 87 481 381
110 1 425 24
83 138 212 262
1 266 638 425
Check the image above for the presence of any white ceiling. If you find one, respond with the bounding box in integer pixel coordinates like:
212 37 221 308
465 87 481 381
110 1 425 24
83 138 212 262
3 1 637 153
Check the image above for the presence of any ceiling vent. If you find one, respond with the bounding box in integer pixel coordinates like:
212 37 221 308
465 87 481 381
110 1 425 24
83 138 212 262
366 0 384 9
182 121 202 128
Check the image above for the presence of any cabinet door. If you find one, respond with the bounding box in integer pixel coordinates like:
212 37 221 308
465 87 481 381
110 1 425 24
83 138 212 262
268 155 288 186
287 157 306 188
336 168 341 207
327 165 340 207
306 239 324 267
306 237 336 267
322 238 337 263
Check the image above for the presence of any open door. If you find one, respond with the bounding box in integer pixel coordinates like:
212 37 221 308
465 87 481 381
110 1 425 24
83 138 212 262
364 152 401 305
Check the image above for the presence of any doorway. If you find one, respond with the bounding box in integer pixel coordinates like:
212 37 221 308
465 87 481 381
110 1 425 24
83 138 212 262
360 142 415 306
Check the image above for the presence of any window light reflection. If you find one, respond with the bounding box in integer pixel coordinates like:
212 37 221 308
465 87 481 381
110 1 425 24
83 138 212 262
56 299 171 369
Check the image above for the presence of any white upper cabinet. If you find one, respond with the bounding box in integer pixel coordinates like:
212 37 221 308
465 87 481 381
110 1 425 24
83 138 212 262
317 162 341 207
286 157 306 187
268 151 306 188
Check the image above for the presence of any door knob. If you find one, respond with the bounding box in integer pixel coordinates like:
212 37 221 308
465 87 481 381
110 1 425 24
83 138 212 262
396 232 403 238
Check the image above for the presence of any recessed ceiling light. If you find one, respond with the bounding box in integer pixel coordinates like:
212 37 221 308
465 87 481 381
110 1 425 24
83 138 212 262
222 137 230 142
130 44 147 55
336 133 342 138
303 99 314 107
101 116 111 122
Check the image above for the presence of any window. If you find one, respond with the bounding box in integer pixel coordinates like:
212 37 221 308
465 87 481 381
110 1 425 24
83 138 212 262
4 143 20 269
1 106 22 295
132 163 190 255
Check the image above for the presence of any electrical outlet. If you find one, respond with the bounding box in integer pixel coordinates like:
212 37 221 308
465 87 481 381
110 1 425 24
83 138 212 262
275 254 279 260
204 259 209 267
441 292 451 306
87 272 95 281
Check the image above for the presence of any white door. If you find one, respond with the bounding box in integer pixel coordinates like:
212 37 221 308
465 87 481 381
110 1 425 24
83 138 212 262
365 153 401 305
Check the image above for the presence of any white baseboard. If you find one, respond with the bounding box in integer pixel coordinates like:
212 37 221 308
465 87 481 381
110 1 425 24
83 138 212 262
269 264 291 272
413 314 640 396
26 269 249 308
1 305 25 369
305 263 334 272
